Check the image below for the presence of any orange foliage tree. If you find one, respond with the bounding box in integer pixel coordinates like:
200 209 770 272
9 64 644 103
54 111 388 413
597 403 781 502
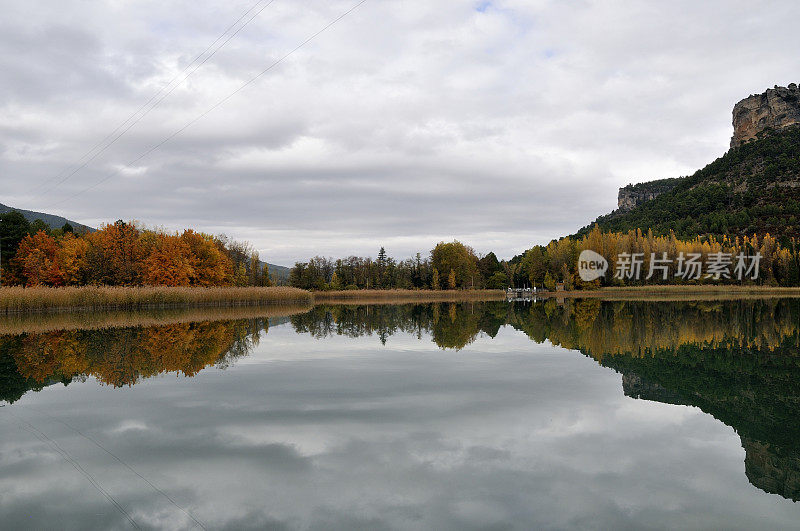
143 233 193 286
11 231 62 286
181 230 233 286
6 220 268 288
85 220 145 285
56 233 90 285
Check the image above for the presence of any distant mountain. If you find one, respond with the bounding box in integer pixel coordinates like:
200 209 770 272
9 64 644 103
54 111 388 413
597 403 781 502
263 262 291 284
1 202 291 281
577 84 800 242
0 203 94 233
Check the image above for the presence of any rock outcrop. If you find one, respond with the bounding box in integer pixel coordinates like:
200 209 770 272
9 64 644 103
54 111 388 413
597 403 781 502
731 84 800 148
617 188 662 212
743 437 800 502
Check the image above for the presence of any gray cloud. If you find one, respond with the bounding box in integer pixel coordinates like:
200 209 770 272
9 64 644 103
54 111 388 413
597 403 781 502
1 0 799 263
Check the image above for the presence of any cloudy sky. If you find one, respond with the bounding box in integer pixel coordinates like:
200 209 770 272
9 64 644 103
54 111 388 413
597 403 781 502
2 0 799 265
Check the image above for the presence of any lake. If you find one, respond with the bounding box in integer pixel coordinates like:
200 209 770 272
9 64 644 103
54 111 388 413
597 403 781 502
2 299 800 530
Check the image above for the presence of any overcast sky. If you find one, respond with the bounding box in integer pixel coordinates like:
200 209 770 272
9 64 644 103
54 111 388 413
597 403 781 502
2 0 799 265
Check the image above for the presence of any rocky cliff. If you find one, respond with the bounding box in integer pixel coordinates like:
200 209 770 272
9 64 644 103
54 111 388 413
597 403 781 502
617 188 662 211
604 84 800 217
743 437 800 502
616 177 684 212
731 83 800 148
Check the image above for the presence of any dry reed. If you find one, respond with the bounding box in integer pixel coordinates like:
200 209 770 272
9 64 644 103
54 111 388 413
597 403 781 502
0 286 312 314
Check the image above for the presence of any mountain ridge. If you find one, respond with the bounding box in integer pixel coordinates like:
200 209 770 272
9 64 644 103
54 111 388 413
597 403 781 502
0 202 94 233
579 84 800 241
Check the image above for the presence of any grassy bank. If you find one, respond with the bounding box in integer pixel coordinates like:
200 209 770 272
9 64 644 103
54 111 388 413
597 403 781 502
314 289 506 303
0 286 312 314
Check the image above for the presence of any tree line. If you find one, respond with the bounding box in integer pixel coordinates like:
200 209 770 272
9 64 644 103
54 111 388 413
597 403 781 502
291 225 800 292
0 211 272 287
7 206 800 290
288 241 511 291
510 225 800 289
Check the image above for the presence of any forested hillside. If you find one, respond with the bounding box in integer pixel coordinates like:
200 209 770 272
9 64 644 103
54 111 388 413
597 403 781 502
0 202 93 234
580 125 800 242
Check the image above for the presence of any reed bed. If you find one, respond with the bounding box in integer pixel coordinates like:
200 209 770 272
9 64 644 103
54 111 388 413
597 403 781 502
0 286 313 314
313 289 506 303
0 303 312 335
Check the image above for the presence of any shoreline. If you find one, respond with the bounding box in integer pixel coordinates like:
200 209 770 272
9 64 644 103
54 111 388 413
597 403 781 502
4 284 800 317
313 289 506 303
0 304 314 335
539 285 800 301
0 286 313 315
0 286 505 316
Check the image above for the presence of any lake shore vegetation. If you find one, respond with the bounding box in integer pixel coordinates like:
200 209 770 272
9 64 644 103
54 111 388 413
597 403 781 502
0 286 312 314
0 214 272 288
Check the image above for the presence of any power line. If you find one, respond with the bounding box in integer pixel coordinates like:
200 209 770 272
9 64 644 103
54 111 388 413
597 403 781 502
10 409 140 528
31 0 275 200
45 0 369 209
29 405 206 529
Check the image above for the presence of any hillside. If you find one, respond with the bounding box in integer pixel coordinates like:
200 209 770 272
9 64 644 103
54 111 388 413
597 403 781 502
0 203 93 233
616 177 683 211
264 262 290 284
577 124 800 241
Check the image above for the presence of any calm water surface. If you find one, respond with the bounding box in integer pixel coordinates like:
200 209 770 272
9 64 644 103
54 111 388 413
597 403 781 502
2 299 800 530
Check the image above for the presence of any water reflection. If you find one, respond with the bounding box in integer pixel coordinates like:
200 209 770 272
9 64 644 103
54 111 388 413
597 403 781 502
2 298 800 509
0 319 267 403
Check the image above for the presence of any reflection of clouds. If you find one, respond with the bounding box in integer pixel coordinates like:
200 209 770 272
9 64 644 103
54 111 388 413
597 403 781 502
1 325 799 529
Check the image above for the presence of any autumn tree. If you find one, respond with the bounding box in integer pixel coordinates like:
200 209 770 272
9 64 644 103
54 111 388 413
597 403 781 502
86 220 145 285
180 230 233 286
143 233 193 286
431 241 478 289
56 233 89 285
12 231 61 286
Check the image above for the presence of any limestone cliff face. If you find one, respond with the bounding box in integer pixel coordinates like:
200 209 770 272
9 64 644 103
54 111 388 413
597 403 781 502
743 437 800 502
731 84 800 148
615 177 683 212
617 189 662 212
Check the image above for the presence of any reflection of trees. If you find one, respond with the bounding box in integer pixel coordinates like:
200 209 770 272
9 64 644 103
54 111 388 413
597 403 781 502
290 303 508 350
508 298 800 360
508 298 800 502
5 298 800 501
0 319 266 402
292 298 800 502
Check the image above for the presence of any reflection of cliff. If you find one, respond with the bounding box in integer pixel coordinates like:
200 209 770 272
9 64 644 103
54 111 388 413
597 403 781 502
0 318 266 403
743 437 800 502
621 373 688 407
292 299 800 503
4 298 800 502
622 369 800 502
506 298 800 502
